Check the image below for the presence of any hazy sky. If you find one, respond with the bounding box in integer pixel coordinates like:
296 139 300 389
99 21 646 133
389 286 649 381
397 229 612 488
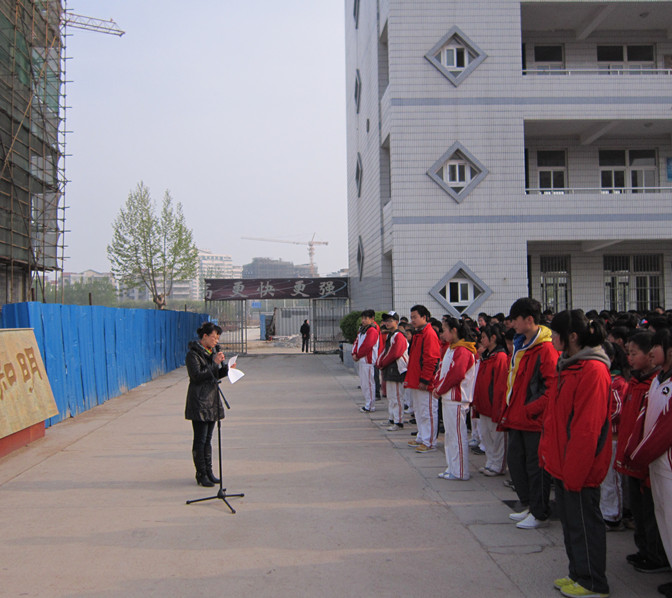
64 0 347 276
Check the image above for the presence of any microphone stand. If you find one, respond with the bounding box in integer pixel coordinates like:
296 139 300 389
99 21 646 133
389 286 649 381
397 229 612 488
186 358 244 514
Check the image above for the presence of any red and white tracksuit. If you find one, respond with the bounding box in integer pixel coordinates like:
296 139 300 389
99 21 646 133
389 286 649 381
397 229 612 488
376 329 408 425
473 347 510 474
404 324 441 448
600 373 627 523
433 342 477 479
628 370 672 565
352 324 379 411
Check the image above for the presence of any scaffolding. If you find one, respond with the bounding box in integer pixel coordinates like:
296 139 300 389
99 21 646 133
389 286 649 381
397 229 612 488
0 0 66 304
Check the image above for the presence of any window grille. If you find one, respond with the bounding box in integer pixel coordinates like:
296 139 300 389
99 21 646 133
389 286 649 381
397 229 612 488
604 254 662 312
540 256 571 312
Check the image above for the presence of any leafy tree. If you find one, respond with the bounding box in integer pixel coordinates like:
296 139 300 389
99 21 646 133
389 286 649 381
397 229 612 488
107 182 198 309
62 278 119 306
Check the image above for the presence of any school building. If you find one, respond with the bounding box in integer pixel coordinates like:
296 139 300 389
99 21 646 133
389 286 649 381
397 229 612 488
345 0 672 316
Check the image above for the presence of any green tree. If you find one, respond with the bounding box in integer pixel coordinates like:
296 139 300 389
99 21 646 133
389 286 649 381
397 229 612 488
62 278 119 306
107 182 198 309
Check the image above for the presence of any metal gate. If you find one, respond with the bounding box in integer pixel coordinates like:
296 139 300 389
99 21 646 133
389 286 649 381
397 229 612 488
310 298 350 353
206 299 248 355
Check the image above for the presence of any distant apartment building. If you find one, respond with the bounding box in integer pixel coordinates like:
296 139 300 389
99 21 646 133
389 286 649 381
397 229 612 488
243 257 316 279
192 250 236 300
62 270 114 286
346 0 672 316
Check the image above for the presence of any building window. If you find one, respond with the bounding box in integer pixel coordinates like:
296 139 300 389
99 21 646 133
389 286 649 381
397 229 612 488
440 151 478 194
540 256 571 312
439 275 483 314
353 0 360 29
604 254 662 312
533 45 564 73
438 43 470 71
599 149 656 193
355 152 363 197
597 45 655 74
354 69 362 114
537 150 566 194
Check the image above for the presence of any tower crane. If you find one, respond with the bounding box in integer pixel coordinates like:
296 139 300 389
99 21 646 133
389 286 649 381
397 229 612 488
63 13 125 36
241 234 328 277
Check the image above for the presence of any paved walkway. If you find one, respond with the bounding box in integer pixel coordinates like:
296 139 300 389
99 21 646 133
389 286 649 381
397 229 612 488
0 354 667 597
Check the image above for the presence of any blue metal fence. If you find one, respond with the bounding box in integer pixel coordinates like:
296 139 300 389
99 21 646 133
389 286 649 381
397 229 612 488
1 303 210 427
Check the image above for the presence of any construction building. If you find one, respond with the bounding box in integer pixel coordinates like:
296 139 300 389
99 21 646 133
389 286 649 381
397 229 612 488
346 0 672 316
0 0 65 304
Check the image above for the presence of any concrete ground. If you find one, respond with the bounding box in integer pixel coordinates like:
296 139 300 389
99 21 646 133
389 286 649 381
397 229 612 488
0 354 668 597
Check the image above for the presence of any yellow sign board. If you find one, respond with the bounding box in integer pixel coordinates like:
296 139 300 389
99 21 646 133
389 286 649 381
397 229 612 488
0 329 58 439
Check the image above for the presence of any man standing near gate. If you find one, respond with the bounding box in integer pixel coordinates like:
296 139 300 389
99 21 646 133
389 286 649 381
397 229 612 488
352 309 380 413
300 319 310 352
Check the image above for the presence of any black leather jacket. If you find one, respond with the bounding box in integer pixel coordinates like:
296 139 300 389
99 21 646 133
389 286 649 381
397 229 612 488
184 341 229 421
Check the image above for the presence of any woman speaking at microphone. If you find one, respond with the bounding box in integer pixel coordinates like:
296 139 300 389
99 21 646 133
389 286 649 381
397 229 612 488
185 322 228 487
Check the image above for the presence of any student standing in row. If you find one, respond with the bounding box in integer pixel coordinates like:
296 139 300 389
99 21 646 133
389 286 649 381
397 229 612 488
614 331 669 573
499 297 558 530
473 323 509 476
376 311 408 431
352 309 379 413
627 327 672 598
540 310 612 598
406 305 441 453
433 316 478 480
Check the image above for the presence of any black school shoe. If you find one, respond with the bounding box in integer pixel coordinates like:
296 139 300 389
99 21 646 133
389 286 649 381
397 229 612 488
634 559 672 574
658 581 672 597
627 552 646 566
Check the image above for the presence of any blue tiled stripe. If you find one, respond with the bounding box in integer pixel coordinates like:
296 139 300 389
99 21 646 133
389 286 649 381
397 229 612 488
391 96 671 107
392 213 672 225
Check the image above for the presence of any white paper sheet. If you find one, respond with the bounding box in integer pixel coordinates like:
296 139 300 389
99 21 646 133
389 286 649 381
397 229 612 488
227 355 245 384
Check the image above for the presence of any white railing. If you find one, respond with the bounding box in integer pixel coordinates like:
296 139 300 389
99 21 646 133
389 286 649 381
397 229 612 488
523 68 672 76
526 186 671 195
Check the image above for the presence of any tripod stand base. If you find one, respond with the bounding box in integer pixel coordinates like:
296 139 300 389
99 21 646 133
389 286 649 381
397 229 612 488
186 487 245 513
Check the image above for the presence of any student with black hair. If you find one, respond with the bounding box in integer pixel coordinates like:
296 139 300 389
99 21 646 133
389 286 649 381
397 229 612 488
352 309 380 413
406 305 441 453
500 297 558 530
614 331 669 574
627 327 672 597
600 341 629 531
432 316 478 480
473 323 509 476
540 310 612 598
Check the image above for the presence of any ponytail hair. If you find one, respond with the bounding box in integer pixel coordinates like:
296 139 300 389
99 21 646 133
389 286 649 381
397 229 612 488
442 315 476 342
550 309 606 349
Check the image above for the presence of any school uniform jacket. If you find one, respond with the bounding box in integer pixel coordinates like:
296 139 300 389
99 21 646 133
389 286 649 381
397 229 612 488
375 329 408 376
610 374 628 435
627 370 672 479
433 341 477 402
499 326 558 432
404 324 441 391
539 347 612 491
351 324 379 364
473 348 509 422
614 370 658 479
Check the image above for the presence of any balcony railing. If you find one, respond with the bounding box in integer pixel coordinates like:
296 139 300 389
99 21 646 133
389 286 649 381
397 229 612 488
526 186 671 195
523 67 672 76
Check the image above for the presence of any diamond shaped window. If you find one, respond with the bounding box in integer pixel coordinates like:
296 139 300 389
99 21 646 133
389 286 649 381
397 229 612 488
429 261 492 318
425 26 487 87
357 235 365 280
427 142 488 203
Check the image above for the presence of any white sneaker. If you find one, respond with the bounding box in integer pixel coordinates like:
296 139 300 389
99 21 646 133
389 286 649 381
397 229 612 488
516 512 549 529
386 424 401 431
508 508 530 522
